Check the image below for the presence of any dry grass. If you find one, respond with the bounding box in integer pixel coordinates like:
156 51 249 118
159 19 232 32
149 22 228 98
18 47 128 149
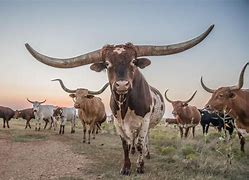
0 118 249 179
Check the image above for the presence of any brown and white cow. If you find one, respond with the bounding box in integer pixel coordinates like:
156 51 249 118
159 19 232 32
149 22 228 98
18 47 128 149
0 106 15 128
25 24 214 175
165 90 200 138
14 108 35 129
52 79 108 144
201 62 249 152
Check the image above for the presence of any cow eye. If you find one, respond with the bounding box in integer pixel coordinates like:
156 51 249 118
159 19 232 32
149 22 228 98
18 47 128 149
105 61 112 68
130 59 136 66
219 94 223 98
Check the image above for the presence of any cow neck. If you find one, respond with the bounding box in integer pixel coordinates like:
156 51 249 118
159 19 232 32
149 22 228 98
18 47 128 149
111 69 152 120
228 91 249 126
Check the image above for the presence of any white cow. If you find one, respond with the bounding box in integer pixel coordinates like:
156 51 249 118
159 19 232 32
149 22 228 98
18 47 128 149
53 107 77 134
27 99 56 131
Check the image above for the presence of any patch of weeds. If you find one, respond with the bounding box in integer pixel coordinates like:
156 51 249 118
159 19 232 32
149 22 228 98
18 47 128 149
13 134 47 142
182 145 196 157
158 146 176 156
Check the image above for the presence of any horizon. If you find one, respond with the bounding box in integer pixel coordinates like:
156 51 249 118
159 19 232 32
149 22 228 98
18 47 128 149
0 1 248 118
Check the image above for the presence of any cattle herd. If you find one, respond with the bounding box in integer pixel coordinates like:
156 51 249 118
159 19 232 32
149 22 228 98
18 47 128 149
1 24 249 175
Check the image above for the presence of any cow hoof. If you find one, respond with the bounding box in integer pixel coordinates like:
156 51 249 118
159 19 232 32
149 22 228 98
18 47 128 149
87 142 90 144
92 137 95 139
136 167 144 174
120 167 131 176
71 130 75 134
38 128 41 131
83 140 86 143
145 152 151 159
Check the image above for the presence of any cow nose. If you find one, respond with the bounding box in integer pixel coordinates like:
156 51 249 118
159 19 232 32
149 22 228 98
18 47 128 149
115 81 130 93
172 111 177 116
74 103 80 108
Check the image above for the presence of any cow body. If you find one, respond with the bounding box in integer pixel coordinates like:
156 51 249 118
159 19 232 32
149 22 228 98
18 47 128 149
53 107 77 134
201 63 249 151
14 108 35 129
0 106 15 128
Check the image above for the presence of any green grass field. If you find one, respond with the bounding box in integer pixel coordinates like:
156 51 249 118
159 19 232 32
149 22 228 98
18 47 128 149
0 118 248 180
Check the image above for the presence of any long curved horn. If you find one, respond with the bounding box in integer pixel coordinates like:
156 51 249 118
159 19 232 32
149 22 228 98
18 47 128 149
52 79 76 93
88 83 109 95
164 89 174 103
230 62 249 90
184 91 197 104
135 25 214 57
25 43 102 68
27 98 34 104
38 99 46 104
200 77 215 93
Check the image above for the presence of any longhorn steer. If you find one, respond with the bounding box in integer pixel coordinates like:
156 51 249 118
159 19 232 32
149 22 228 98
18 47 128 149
52 79 108 143
53 107 77 134
0 106 15 128
201 62 249 152
27 99 56 131
165 90 200 138
14 108 35 129
25 25 214 175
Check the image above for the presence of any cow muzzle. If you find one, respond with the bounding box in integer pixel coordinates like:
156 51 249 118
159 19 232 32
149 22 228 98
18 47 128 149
74 103 80 109
114 80 130 95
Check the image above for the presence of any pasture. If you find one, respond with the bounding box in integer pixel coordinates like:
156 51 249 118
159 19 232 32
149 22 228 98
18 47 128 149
0 118 248 180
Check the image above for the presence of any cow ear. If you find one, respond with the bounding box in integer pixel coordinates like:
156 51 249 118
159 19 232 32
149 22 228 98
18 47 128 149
134 58 151 69
69 94 76 98
90 63 106 72
229 92 236 98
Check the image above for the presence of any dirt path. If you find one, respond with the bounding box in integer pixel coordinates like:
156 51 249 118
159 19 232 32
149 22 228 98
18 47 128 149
0 135 90 180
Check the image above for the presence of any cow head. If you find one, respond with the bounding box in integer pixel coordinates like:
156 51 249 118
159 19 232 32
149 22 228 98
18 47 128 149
52 79 108 109
25 25 214 103
27 98 46 112
164 89 197 117
90 43 152 102
201 62 249 113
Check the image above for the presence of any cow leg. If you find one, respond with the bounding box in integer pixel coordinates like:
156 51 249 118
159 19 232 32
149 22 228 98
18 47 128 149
27 118 32 129
92 125 96 139
144 134 150 159
71 119 76 133
59 125 62 134
206 124 209 134
44 119 48 129
120 136 131 175
82 122 86 143
179 126 183 138
238 132 245 152
48 118 53 130
87 127 91 144
184 127 190 138
192 126 195 138
202 124 205 135
131 138 136 155
62 125 65 134
25 120 28 129
3 119 6 128
6 119 10 128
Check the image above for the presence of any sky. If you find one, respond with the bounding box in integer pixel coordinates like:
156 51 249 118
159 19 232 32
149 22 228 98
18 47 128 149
0 0 248 117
